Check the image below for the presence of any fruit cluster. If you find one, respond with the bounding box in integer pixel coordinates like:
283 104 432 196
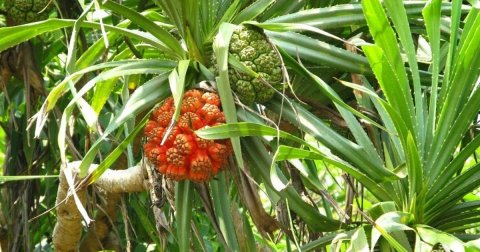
228 25 284 105
143 90 231 182
4 0 52 25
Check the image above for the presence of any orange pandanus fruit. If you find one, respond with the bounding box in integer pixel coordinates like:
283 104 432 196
143 89 232 182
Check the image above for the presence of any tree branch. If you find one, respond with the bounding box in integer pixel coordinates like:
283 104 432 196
93 163 148 193
52 165 88 252
53 162 148 252
79 192 122 252
144 160 170 248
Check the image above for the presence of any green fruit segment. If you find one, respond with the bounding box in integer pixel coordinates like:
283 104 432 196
4 0 52 25
228 26 283 105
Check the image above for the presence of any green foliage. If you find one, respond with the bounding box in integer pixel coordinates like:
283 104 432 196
0 127 4 172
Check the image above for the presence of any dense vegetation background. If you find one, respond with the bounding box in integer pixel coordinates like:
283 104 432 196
0 0 480 251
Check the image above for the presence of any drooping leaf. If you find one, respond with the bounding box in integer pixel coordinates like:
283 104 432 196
197 122 390 200
233 0 275 24
371 211 413 252
347 227 370 252
243 137 342 231
267 97 398 183
0 175 59 182
86 113 150 185
103 1 185 58
213 23 244 171
415 225 465 252
78 73 171 176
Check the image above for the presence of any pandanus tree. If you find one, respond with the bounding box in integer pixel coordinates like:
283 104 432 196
0 0 480 251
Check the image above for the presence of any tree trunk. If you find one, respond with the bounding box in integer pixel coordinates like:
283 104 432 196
53 162 148 251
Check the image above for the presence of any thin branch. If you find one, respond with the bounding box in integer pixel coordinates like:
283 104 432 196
144 159 170 248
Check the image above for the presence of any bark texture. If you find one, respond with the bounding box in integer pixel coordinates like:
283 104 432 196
52 162 148 252
0 43 46 99
52 165 88 252
0 198 7 252
145 160 170 248
94 164 148 193
79 193 121 252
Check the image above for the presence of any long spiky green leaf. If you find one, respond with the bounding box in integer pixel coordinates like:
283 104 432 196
384 0 425 157
362 0 417 146
423 0 442 155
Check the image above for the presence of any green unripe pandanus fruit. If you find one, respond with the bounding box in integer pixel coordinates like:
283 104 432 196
4 0 53 25
227 25 284 105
